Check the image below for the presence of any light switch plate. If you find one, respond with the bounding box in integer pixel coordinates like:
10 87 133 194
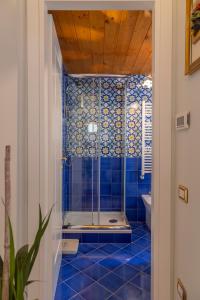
178 185 188 203
177 279 187 300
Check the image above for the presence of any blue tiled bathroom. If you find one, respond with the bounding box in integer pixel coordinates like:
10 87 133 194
55 72 152 299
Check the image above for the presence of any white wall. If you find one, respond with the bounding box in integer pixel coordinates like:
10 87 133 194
174 0 200 299
26 3 63 299
40 15 63 300
0 0 27 255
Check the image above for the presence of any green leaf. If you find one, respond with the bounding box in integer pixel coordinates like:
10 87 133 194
39 205 42 226
15 245 28 271
8 219 15 282
16 271 24 300
14 245 29 294
1 205 52 300
24 206 53 282
8 219 17 300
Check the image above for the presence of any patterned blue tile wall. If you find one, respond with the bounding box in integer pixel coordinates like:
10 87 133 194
62 74 152 222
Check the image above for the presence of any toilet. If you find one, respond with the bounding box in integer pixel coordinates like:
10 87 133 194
142 194 151 230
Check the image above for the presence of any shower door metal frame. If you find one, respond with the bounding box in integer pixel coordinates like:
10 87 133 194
97 78 101 225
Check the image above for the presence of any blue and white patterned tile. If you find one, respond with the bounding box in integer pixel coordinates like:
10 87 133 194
63 75 152 158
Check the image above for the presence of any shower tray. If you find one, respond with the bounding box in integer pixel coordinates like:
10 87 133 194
62 211 132 243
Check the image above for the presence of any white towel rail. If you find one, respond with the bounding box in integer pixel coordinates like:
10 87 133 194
141 100 152 179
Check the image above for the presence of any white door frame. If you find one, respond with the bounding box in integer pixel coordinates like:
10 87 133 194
27 0 174 299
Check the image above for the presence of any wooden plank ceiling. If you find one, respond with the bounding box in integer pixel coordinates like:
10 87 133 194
50 10 152 75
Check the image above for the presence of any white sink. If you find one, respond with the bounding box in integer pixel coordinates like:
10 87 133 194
142 194 151 230
142 194 151 208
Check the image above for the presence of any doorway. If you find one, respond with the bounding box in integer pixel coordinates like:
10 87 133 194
26 1 173 300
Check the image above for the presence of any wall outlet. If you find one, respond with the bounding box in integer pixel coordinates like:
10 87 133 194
177 279 187 300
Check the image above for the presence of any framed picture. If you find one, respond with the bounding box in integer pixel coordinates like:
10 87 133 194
185 0 200 74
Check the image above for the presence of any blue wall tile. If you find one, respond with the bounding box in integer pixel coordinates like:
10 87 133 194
126 157 138 171
100 196 112 210
137 208 146 222
81 233 99 243
101 183 112 196
112 170 122 183
126 209 137 222
111 158 122 170
126 197 138 209
112 196 122 210
112 184 122 196
101 169 112 183
126 171 138 183
99 234 114 243
126 183 138 197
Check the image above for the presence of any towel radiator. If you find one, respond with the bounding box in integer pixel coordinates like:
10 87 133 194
141 100 152 179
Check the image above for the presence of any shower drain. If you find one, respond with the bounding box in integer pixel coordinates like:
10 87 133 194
109 219 118 224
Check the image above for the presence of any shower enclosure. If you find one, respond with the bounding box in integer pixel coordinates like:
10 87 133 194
62 75 130 230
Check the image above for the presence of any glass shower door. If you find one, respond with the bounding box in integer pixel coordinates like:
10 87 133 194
66 77 100 226
99 77 127 226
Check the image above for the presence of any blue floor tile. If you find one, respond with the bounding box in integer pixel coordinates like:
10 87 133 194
84 264 109 281
138 250 151 263
116 282 150 300
99 272 125 292
98 257 122 270
78 244 96 254
114 265 138 281
71 257 94 271
130 273 151 291
114 248 133 260
133 229 147 238
143 266 151 275
143 234 151 242
86 249 107 260
55 222 151 300
70 294 85 300
80 282 111 300
131 233 141 242
98 244 120 254
58 264 79 282
107 295 121 300
134 238 150 248
126 256 149 271
54 282 77 300
66 272 94 293
122 243 145 256
62 254 78 263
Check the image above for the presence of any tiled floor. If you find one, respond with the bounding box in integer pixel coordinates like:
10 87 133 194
55 223 151 300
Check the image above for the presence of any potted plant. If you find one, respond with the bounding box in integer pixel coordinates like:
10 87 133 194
0 146 52 300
